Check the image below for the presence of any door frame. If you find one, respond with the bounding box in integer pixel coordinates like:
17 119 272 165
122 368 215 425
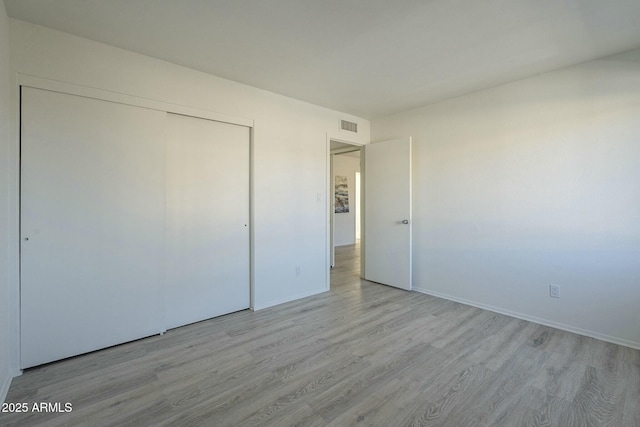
326 136 365 289
13 75 256 371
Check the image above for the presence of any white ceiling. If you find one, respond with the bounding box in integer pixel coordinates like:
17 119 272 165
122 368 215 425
4 0 640 119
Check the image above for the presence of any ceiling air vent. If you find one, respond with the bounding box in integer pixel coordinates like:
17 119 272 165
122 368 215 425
340 119 358 133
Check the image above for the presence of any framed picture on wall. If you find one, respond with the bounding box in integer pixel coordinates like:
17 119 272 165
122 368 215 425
335 175 349 213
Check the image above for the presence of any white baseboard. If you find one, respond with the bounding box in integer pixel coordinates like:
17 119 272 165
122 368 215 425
253 288 327 311
0 374 11 404
413 285 640 351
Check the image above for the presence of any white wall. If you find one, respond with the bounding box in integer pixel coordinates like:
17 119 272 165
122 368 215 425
5 19 370 377
0 3 12 403
372 49 640 349
333 154 360 246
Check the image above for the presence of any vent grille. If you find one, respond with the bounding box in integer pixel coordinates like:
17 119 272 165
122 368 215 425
340 120 358 133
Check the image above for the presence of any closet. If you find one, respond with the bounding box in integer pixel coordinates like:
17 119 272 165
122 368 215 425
20 87 250 368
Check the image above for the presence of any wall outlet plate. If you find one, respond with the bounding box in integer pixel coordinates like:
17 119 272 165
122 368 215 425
549 285 560 298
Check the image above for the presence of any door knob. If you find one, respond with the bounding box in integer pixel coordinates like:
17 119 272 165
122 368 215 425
401 219 409 224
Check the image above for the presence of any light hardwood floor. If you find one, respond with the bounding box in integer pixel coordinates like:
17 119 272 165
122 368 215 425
2 242 639 426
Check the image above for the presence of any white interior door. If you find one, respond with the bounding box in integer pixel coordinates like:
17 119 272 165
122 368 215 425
364 138 412 290
20 87 165 368
165 113 250 330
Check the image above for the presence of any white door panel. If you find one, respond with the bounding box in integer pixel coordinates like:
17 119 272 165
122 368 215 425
364 138 412 290
20 87 165 368
165 113 250 330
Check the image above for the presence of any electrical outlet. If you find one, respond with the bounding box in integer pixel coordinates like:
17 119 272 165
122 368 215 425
295 266 301 277
549 285 560 298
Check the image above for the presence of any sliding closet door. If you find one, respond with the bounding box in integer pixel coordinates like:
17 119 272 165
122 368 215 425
165 113 250 330
20 87 165 368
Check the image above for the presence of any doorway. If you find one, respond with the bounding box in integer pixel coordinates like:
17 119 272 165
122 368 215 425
329 140 362 287
329 137 413 292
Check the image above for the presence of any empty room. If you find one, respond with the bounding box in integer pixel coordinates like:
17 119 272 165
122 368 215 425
1 1 639 426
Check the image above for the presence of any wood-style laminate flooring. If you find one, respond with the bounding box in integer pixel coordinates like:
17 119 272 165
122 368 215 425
2 242 639 426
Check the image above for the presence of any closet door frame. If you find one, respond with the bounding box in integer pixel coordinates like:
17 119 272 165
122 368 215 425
15 75 255 368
